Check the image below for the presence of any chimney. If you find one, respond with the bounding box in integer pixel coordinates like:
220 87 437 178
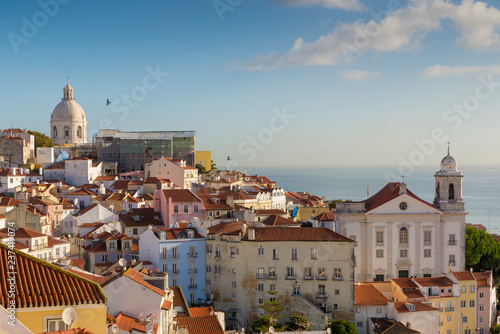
248 228 255 240
12 169 16 176
100 182 105 195
93 231 97 239
399 183 407 195
73 198 79 207
127 230 132 237
241 223 247 235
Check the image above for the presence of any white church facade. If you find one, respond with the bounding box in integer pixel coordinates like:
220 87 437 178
335 151 466 281
50 81 87 145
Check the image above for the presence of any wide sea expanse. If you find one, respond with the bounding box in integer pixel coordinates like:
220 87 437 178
244 166 500 232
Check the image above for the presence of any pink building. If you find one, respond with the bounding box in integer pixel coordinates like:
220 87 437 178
473 271 496 332
154 189 205 227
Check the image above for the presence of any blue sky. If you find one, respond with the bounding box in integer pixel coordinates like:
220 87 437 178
1 0 500 168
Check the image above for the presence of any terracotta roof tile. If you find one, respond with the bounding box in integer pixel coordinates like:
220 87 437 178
0 243 106 308
392 278 419 289
472 271 491 287
355 284 389 306
208 221 245 235
190 306 215 317
394 301 439 313
254 209 287 215
243 227 355 242
403 290 425 299
161 189 202 203
66 268 109 285
175 315 224 334
0 227 46 238
114 312 158 333
124 268 166 296
313 211 335 221
172 286 190 316
261 215 300 227
364 182 439 212
0 197 23 207
452 271 476 281
414 276 454 287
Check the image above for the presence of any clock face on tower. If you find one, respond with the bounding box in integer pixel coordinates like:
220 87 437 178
448 163 453 168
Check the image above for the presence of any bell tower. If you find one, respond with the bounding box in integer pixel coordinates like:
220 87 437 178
434 144 465 212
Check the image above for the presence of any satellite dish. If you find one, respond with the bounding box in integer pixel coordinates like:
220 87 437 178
119 258 127 267
62 307 77 326
111 324 119 334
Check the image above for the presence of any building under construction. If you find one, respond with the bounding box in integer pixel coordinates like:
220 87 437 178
94 129 195 173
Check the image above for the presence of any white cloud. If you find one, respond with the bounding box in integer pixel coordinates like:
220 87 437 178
422 64 500 77
233 0 500 71
341 69 381 81
271 0 365 11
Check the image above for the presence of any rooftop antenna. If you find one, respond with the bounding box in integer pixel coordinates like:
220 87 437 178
447 142 450 156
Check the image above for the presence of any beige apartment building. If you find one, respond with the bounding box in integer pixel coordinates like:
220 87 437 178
205 222 355 331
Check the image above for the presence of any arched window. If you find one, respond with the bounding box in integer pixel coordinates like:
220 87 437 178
77 126 82 138
53 126 57 138
448 183 455 200
64 126 70 137
399 227 408 245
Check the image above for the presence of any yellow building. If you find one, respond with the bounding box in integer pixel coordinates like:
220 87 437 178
205 222 355 331
449 271 478 334
194 151 212 172
0 243 107 333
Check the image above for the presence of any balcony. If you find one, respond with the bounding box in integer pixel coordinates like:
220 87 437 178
188 284 197 290
316 292 328 299
448 240 457 245
439 321 443 326
424 241 431 246
188 268 197 274
333 275 343 281
170 269 179 275
376 241 383 246
32 243 48 250
445 306 454 312
316 274 328 280
304 275 313 280
285 274 296 280
166 254 180 259
448 261 456 266
269 273 277 280
187 252 198 259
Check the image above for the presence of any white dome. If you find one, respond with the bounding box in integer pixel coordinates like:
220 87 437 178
51 100 86 122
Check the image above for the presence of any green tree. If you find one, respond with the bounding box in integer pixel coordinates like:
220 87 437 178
210 160 217 170
492 324 500 334
326 319 357 334
465 225 500 277
252 284 287 332
195 163 207 174
28 130 54 150
287 313 311 331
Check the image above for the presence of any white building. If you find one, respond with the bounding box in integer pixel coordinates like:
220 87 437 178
50 81 87 145
146 158 199 189
64 157 102 186
72 203 117 236
335 151 466 281
0 168 43 193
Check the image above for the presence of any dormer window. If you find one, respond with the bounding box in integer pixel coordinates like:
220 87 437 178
160 232 167 240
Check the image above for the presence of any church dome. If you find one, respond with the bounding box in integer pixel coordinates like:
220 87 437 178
50 81 86 122
438 146 460 174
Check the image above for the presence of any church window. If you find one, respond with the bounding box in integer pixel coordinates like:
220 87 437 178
77 126 82 138
64 126 70 137
399 202 407 210
53 126 57 137
399 227 408 245
448 183 455 200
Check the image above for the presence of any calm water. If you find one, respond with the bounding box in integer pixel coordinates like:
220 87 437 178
243 166 500 232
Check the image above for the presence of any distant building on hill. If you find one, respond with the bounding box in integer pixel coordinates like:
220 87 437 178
94 129 195 173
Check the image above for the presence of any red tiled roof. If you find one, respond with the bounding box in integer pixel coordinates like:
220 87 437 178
394 301 439 313
243 227 355 242
364 182 439 212
161 299 172 310
0 227 46 239
190 306 215 317
69 258 85 270
313 211 335 221
152 228 204 240
261 215 300 227
124 268 166 296
472 271 491 287
66 268 109 285
172 286 190 316
392 278 419 289
110 180 131 190
44 162 65 170
161 189 202 203
144 177 173 184
355 284 389 306
452 271 476 281
94 175 118 182
403 290 425 299
414 276 454 287
208 221 245 235
175 315 224 334
204 203 232 210
119 208 163 227
115 312 158 333
0 243 106 308
69 188 96 196
0 197 23 207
